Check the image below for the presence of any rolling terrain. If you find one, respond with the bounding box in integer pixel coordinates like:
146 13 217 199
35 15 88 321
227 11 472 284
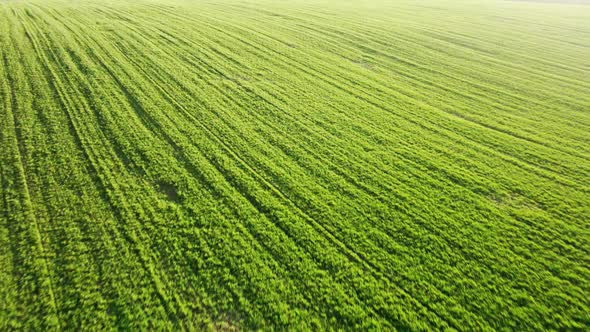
1 0 589 330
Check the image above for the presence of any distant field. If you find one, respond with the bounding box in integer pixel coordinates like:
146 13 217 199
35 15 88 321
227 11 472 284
1 0 589 330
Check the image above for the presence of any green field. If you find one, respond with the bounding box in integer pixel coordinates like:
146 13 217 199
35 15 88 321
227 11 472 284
1 0 589 330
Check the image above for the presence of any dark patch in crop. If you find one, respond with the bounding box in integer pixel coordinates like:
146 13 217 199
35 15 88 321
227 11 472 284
158 181 181 202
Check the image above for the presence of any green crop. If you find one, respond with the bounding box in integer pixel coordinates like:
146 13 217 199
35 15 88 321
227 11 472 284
1 0 589 330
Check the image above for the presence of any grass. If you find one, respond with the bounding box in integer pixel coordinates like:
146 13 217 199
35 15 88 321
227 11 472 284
1 0 589 330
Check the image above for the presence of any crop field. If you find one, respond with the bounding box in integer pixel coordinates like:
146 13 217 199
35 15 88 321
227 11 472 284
1 0 589 330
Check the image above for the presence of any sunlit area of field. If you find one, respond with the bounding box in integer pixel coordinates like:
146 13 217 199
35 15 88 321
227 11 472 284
1 0 589 330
